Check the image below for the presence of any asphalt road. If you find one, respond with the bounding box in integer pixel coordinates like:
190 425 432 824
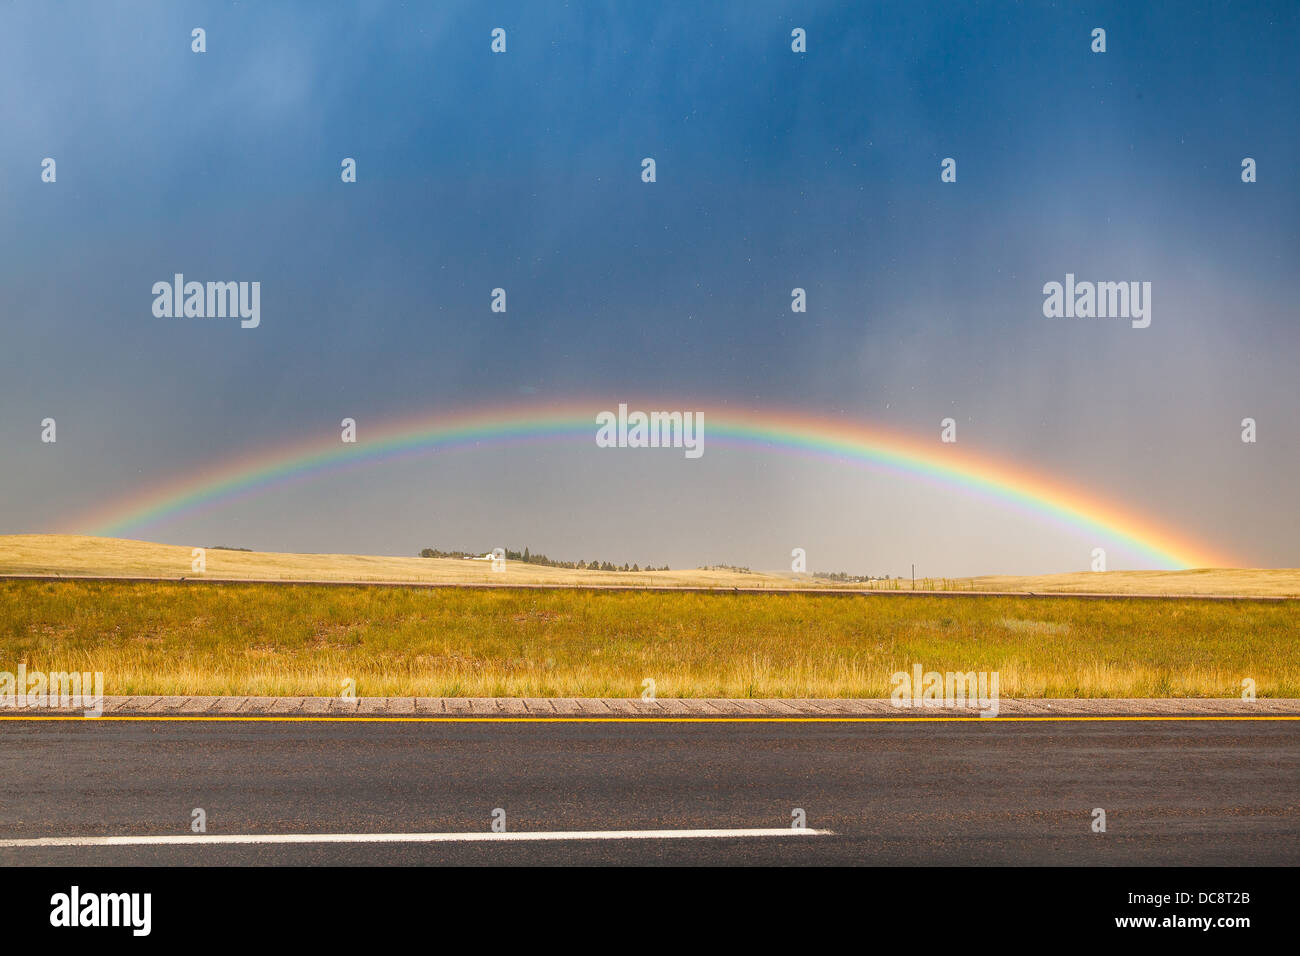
1 718 1296 865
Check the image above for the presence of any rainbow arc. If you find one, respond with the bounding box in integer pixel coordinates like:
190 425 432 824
70 402 1230 569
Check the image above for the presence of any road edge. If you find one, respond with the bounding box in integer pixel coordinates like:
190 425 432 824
3 696 1299 717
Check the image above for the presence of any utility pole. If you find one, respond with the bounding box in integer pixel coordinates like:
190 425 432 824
911 564 915 590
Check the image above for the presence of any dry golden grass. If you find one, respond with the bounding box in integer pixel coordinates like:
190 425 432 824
0 534 799 588
3 534 1298 596
1 579 1296 698
959 568 1300 597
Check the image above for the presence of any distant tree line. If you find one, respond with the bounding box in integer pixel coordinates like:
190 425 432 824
699 564 886 582
418 546 668 572
814 570 889 583
416 548 885 580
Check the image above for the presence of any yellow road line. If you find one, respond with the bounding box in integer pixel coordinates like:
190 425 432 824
0 715 1297 723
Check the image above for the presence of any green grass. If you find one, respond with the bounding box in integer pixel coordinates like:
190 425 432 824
1 580 1296 697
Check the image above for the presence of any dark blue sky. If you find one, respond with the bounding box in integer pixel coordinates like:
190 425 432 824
1 1 1296 573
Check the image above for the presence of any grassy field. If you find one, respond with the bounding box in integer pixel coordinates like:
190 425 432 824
961 568 1300 597
0 534 803 588
1 579 1295 698
3 534 1300 596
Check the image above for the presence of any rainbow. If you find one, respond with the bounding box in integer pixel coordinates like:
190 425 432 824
69 401 1229 568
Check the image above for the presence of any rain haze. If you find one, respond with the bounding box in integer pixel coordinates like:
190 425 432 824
1 1 1296 576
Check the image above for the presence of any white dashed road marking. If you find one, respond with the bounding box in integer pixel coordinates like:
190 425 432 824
0 827 834 848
